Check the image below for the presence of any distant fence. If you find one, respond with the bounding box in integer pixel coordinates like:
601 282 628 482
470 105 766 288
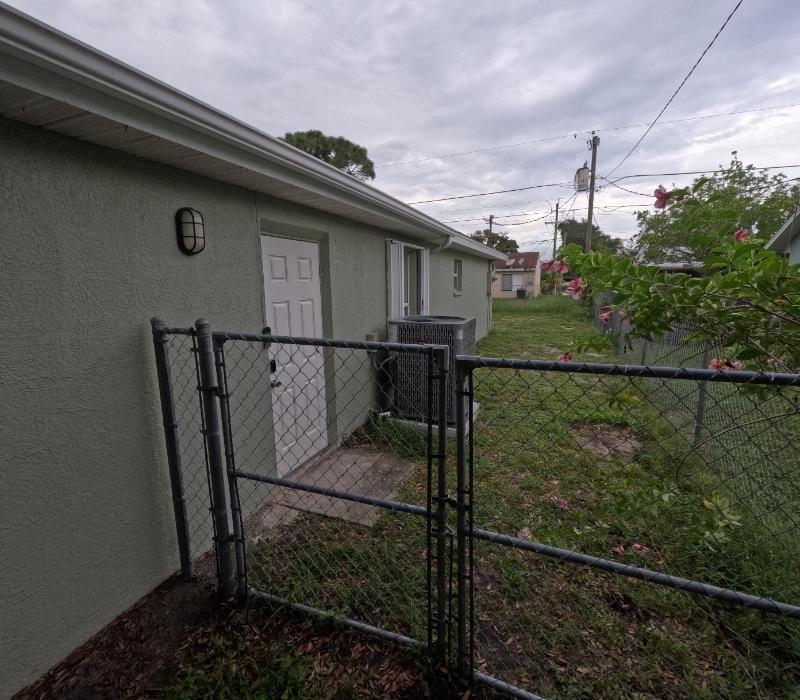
589 291 796 538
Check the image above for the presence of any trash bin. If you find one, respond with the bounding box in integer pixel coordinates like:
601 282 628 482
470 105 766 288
516 288 527 299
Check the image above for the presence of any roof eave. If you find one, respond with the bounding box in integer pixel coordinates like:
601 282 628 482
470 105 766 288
765 211 798 253
0 2 505 261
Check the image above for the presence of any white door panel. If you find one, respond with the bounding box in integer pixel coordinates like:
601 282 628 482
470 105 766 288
261 235 328 476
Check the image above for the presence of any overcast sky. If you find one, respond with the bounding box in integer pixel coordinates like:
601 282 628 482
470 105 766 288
11 0 800 256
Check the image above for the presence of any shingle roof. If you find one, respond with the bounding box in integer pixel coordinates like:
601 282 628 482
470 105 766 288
495 252 540 270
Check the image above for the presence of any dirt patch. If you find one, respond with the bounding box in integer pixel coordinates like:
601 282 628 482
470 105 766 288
570 422 641 459
13 572 480 699
472 559 503 591
13 574 218 699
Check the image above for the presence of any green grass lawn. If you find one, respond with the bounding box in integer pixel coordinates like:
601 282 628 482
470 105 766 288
169 296 800 699
468 298 800 697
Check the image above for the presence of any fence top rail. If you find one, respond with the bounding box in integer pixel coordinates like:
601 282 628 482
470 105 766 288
213 329 450 355
150 317 195 336
161 326 195 336
456 355 800 387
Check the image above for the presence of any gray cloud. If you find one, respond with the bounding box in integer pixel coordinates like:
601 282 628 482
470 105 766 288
11 0 800 254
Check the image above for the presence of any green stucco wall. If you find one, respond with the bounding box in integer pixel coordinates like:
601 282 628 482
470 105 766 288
790 233 800 265
0 115 491 698
430 249 492 342
0 116 266 698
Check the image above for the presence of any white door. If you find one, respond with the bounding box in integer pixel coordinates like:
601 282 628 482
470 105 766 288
261 235 328 476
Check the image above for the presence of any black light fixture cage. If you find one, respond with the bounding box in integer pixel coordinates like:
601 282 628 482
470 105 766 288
175 207 205 255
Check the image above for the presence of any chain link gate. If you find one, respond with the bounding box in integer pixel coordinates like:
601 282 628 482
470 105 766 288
151 318 455 660
456 356 800 698
153 318 800 697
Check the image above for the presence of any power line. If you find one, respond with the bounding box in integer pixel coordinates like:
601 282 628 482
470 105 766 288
380 98 800 168
599 178 650 196
382 133 570 167
442 202 652 224
412 164 800 207
408 182 571 205
495 211 554 226
608 164 800 182
605 0 745 177
424 196 557 217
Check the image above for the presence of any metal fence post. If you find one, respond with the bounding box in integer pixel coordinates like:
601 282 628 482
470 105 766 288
640 338 648 365
214 336 246 598
454 359 470 679
195 319 235 598
433 346 449 659
693 346 711 448
150 317 193 582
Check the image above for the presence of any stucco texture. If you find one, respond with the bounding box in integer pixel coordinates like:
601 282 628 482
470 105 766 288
0 116 492 697
790 233 800 264
430 249 492 340
0 117 265 697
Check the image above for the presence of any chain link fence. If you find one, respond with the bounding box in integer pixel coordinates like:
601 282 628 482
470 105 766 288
461 357 800 698
152 318 800 698
591 291 798 539
152 319 453 655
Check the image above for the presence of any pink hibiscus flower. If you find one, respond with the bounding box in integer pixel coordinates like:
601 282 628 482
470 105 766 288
654 185 671 209
708 358 743 371
558 352 573 362
734 228 750 243
553 260 569 274
540 260 553 273
566 277 584 300
599 307 613 324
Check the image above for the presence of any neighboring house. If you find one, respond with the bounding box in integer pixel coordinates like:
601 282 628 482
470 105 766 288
0 6 505 697
765 209 800 263
491 251 541 298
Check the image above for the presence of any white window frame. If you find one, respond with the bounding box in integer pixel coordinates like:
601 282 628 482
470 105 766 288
387 240 430 319
453 258 463 295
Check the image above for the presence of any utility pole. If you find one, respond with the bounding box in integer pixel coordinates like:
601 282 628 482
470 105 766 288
488 214 494 235
585 132 600 251
547 200 560 259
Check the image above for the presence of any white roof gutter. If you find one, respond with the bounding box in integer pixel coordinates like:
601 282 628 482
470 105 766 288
0 2 505 261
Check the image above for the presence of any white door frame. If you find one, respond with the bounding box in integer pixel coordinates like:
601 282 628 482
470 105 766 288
387 240 430 319
260 234 328 476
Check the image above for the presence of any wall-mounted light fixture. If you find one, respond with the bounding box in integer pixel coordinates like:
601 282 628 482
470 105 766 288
175 208 205 255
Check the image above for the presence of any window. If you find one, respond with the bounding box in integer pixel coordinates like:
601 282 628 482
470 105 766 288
453 258 463 294
404 246 421 315
388 241 430 319
501 274 512 292
512 273 525 289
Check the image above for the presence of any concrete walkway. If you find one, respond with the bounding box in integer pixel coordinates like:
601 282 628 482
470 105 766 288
245 446 418 539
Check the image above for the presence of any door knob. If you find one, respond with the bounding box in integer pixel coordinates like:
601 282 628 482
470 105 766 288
269 357 280 388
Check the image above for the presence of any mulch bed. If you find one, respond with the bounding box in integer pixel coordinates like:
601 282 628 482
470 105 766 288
13 574 219 699
12 572 494 699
